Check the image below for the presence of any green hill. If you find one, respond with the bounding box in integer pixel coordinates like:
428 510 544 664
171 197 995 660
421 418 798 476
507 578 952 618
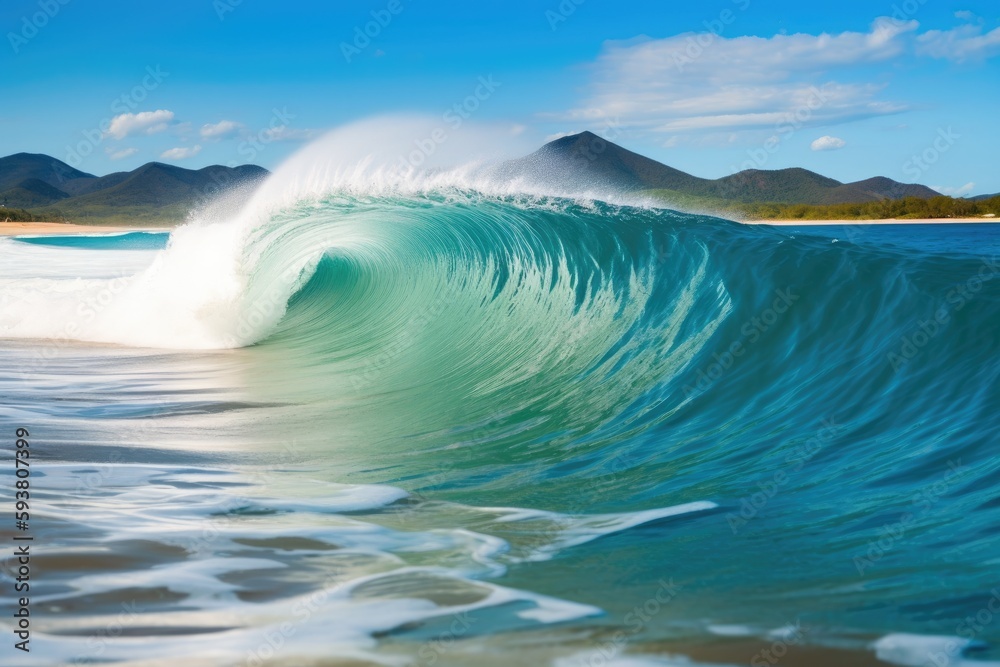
0 153 95 193
1 178 73 208
523 131 708 192
510 132 943 206
0 138 987 225
0 154 269 225
709 168 842 203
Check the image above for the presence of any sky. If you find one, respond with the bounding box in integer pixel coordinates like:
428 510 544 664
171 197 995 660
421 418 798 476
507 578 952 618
2 0 999 195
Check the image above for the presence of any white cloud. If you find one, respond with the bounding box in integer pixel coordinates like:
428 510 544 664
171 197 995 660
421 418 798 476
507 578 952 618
260 126 320 142
811 135 847 151
200 120 243 141
931 182 976 197
106 110 174 140
105 147 138 160
160 145 202 160
558 19 922 140
918 24 1000 62
954 10 976 21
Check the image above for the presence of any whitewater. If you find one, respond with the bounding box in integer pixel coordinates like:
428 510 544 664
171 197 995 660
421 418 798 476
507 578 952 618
1 118 999 667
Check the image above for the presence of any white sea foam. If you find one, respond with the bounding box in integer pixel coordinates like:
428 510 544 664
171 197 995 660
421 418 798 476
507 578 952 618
874 633 1000 667
488 501 719 562
555 651 740 666
0 117 657 350
4 460 721 665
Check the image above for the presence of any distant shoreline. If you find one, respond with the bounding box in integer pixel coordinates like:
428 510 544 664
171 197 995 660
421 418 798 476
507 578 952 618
739 217 997 226
2 218 997 237
0 221 173 236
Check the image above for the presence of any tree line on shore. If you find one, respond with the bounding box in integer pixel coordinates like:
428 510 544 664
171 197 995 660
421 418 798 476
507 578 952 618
0 208 43 222
734 195 1000 221
5 195 1000 225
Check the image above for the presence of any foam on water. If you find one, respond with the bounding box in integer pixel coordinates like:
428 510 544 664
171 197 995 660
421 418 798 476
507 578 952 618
0 461 722 665
874 634 1000 667
0 117 663 350
2 117 1000 665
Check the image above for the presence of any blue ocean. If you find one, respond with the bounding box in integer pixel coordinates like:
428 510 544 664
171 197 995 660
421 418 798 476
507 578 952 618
1 164 999 667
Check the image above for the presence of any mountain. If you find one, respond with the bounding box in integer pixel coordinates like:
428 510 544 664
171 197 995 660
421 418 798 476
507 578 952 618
62 162 268 208
970 192 1000 202
501 132 942 206
1 178 73 208
711 168 842 204
845 177 941 201
0 138 955 225
0 154 269 224
0 153 95 194
503 131 706 193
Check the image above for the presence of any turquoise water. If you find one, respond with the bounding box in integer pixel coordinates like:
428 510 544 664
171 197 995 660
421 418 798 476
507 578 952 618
778 222 1000 256
1 197 999 667
12 231 170 251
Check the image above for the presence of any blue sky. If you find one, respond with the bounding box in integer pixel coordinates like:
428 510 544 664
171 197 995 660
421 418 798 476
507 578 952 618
2 0 998 195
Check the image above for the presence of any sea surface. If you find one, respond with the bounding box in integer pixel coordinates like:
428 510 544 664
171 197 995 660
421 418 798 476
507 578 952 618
1 184 999 666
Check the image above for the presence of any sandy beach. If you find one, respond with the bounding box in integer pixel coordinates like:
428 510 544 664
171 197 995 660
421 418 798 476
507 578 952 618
0 221 173 236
